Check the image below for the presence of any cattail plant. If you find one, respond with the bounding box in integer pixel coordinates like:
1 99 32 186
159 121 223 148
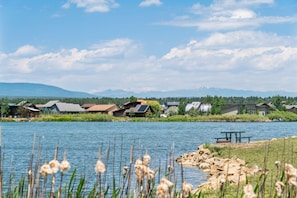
275 181 285 197
49 145 60 198
243 183 256 198
95 148 106 197
39 160 53 197
58 151 71 198
156 177 174 198
134 151 157 197
182 181 193 198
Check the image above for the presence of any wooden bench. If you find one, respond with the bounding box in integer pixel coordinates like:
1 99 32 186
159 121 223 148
237 136 252 143
214 137 231 144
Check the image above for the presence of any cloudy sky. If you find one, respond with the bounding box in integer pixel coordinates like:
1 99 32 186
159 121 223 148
1 0 297 94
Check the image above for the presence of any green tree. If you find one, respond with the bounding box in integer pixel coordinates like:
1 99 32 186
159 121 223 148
189 107 199 116
178 100 186 115
210 96 226 115
146 101 161 117
272 95 284 111
129 96 137 103
0 98 10 118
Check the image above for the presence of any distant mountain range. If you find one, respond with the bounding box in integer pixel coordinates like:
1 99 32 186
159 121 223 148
0 82 296 98
0 82 94 98
94 88 297 98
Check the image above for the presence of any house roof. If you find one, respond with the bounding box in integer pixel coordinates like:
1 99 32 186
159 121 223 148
55 102 85 112
126 104 151 113
25 107 40 112
135 104 149 113
87 104 117 112
81 104 96 109
185 102 201 112
165 102 179 106
256 102 275 109
43 100 60 108
285 105 297 110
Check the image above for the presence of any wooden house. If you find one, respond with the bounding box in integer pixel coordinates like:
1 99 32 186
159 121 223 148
87 104 120 115
285 105 297 113
51 102 86 114
125 104 155 117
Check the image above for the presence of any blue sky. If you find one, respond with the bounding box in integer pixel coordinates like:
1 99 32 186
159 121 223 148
1 0 297 94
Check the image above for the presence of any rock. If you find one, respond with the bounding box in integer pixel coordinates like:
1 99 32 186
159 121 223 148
175 144 260 192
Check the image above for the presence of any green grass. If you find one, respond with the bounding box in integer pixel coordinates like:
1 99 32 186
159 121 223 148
3 111 297 122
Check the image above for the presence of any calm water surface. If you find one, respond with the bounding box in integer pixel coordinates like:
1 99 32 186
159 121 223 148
1 121 297 189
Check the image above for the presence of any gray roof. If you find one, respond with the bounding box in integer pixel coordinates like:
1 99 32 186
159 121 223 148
43 100 60 108
55 102 85 113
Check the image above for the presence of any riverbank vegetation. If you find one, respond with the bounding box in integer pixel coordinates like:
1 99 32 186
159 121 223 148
2 111 297 122
1 133 297 197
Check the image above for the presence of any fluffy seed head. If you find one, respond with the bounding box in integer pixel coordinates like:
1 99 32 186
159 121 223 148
60 151 71 172
142 154 151 167
49 159 60 174
275 181 285 197
243 184 256 198
275 161 281 169
40 163 53 177
182 182 193 197
157 183 169 198
95 160 106 174
161 177 174 188
122 166 129 177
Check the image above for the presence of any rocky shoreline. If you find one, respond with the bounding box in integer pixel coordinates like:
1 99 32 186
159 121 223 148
175 144 262 193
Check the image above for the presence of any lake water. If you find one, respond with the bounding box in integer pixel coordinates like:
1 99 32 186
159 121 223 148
1 121 297 191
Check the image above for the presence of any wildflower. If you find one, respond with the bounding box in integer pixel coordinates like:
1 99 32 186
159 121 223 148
243 184 256 198
182 182 193 198
40 162 53 177
60 152 71 173
275 181 285 197
49 159 60 174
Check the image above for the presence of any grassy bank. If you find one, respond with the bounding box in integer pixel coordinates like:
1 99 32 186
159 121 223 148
204 137 297 197
1 113 277 122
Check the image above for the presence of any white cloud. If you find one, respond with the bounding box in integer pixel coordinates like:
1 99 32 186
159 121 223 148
139 0 162 7
62 0 119 12
231 9 256 19
160 0 297 31
12 45 40 56
2 32 297 93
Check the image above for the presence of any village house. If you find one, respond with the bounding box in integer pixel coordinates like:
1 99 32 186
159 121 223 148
284 105 297 113
40 100 85 114
86 104 120 115
221 103 275 116
81 103 96 110
185 102 212 113
124 104 155 117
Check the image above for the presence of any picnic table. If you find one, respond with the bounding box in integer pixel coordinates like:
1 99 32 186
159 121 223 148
215 131 251 143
